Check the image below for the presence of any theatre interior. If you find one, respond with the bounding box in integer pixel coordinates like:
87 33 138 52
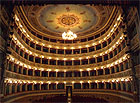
0 0 140 103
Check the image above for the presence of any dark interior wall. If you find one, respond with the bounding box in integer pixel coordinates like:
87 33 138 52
0 4 13 97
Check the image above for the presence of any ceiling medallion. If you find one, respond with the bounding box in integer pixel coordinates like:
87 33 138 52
57 14 80 27
62 29 77 40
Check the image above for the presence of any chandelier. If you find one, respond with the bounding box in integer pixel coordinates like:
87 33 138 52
62 30 77 40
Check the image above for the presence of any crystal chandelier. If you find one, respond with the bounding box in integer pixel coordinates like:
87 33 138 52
62 30 77 40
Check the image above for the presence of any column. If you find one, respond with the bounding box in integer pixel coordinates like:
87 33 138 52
32 84 34 91
9 84 12 94
80 48 81 54
34 44 36 49
64 83 66 89
88 58 89 64
64 72 66 77
72 71 74 77
56 60 58 65
48 83 50 90
88 71 90 76
39 83 41 90
81 83 83 89
97 82 99 89
103 69 105 75
72 49 73 54
56 83 58 90
104 82 107 89
118 64 121 72
80 60 82 65
108 54 110 59
102 56 104 62
15 84 17 93
114 66 117 73
18 48 21 55
130 81 133 92
110 36 113 43
111 82 113 89
87 47 89 53
13 42 16 51
72 83 74 89
48 71 50 77
4 83 7 95
116 83 119 90
80 71 83 77
56 71 58 77
48 59 50 65
94 46 96 51
96 70 98 76
11 63 14 72
41 45 43 52
26 69 28 75
7 61 9 70
72 60 74 66
17 65 20 73
101 43 103 49
22 51 25 58
40 58 42 64
33 69 35 76
109 67 112 74
123 62 126 70
40 70 42 77
95 57 97 63
107 40 109 45
120 82 124 91
27 54 29 61
25 84 27 91
33 56 35 62
125 82 129 92
56 49 58 54
128 59 131 69
20 84 22 92
89 83 91 89
21 66 23 74
107 54 110 60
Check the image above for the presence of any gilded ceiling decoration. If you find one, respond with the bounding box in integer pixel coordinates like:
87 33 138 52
21 4 115 39
57 14 80 28
38 5 98 33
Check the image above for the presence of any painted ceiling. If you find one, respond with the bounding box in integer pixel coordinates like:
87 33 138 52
22 4 114 39
38 5 98 33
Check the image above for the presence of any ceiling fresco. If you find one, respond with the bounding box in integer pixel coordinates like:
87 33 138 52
38 5 98 33
21 4 114 38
